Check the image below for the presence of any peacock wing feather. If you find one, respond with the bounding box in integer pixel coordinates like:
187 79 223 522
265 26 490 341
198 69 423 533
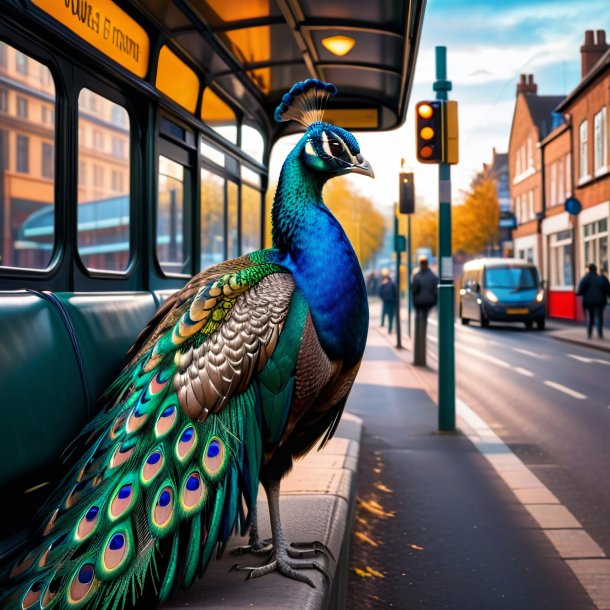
0 253 306 610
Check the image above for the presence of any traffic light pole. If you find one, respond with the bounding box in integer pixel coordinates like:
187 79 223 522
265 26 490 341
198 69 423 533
434 46 456 431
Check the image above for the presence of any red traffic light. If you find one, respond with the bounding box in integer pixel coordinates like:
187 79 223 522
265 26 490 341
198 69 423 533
415 101 442 164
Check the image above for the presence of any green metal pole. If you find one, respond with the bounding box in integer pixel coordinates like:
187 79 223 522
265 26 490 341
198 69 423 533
434 46 455 431
407 213 412 338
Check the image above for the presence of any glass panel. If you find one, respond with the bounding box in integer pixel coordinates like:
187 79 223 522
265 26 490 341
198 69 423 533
157 155 186 274
201 88 237 144
241 185 261 254
78 89 130 272
484 267 537 289
600 235 608 273
200 140 225 167
200 168 225 269
227 181 238 259
241 125 265 164
241 165 261 187
0 41 55 269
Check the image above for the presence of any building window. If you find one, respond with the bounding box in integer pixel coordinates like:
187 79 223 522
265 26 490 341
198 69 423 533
527 137 533 168
112 137 125 159
579 120 589 181
227 181 239 259
111 170 123 192
78 89 131 272
16 135 29 173
583 219 609 274
528 190 534 220
15 51 28 75
16 96 28 119
565 153 572 196
557 157 565 204
594 108 607 174
41 142 53 179
550 231 573 288
549 162 557 207
93 130 103 150
1 45 56 270
41 106 54 125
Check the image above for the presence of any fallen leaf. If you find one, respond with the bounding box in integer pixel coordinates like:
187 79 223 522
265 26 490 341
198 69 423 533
410 544 424 551
375 482 393 493
354 531 381 547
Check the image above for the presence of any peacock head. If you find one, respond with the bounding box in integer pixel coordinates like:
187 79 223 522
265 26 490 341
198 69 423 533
301 121 374 178
275 79 374 180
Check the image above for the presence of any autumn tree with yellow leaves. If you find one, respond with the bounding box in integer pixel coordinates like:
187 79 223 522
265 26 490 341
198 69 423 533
453 176 500 256
266 177 386 266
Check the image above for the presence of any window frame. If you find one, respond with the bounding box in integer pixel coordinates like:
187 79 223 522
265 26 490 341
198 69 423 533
593 107 608 175
579 119 589 183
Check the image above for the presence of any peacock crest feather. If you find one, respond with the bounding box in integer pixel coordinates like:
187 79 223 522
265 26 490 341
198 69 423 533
273 79 337 127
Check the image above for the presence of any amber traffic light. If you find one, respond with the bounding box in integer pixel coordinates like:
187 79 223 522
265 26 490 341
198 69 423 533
416 101 442 163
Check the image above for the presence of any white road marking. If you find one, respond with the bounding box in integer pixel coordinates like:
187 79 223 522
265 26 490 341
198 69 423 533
544 381 587 400
513 347 544 359
568 354 610 366
457 343 511 368
514 367 534 377
457 397 608 608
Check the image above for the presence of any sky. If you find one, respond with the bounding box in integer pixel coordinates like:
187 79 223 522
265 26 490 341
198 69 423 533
270 0 609 215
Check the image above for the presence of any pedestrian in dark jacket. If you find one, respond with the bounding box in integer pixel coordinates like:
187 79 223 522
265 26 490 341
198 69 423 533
412 256 438 327
379 269 397 333
576 263 610 339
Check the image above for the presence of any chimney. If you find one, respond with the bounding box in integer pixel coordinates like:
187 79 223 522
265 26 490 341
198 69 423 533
581 29 608 77
516 73 537 95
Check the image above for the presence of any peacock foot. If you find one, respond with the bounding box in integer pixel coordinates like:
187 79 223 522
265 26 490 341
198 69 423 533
231 541 331 587
287 540 335 561
230 537 273 556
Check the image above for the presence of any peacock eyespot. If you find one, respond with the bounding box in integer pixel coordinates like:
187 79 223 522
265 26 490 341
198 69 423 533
207 440 220 458
78 564 94 584
109 533 125 551
147 452 161 465
181 472 206 511
109 483 134 520
118 485 131 500
159 490 171 507
176 426 197 460
203 437 225 478
141 450 164 485
155 405 177 438
186 474 200 491
85 506 99 522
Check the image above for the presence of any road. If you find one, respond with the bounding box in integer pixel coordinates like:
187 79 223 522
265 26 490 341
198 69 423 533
425 315 610 557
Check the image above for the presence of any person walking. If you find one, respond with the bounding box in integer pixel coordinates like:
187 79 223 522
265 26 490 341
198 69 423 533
379 269 397 333
576 263 610 339
412 256 438 326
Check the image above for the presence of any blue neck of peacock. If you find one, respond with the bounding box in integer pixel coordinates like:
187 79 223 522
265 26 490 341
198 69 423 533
271 139 368 367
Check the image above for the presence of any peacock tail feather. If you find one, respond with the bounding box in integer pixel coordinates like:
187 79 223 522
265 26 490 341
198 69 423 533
0 255 302 610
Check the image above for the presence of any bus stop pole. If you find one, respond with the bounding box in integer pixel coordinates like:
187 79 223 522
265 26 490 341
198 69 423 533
434 47 456 431
407 213 412 338
394 208 402 349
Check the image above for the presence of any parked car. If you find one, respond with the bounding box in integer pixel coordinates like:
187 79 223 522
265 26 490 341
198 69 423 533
459 258 546 329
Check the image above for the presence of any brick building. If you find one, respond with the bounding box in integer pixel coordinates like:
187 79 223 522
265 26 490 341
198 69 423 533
508 74 563 265
542 30 609 321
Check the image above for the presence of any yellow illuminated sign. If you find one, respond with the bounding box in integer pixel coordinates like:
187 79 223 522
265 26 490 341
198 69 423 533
156 46 199 113
32 0 149 78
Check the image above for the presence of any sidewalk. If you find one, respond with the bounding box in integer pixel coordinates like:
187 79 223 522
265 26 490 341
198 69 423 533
345 300 599 609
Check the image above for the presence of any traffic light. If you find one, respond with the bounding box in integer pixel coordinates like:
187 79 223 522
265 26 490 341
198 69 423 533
415 101 442 163
399 171 415 214
415 100 459 165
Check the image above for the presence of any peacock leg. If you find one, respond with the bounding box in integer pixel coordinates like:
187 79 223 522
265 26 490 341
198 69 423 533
231 504 273 555
232 480 330 587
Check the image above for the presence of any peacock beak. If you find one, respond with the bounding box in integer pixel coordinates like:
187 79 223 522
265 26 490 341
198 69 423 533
350 154 375 178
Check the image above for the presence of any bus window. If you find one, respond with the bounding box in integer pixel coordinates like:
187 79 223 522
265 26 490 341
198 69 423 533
77 89 130 272
200 168 225 269
157 155 187 274
241 184 261 254
201 88 237 145
241 125 265 164
0 41 56 270
227 181 238 258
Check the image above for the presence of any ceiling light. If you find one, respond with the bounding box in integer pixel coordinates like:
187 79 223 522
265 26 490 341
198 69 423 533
321 35 355 57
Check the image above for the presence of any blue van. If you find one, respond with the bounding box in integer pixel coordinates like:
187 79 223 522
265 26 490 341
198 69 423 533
459 258 546 329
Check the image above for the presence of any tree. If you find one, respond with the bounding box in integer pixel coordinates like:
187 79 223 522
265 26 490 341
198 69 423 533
453 176 499 256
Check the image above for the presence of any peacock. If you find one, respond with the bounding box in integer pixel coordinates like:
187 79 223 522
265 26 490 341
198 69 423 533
0 78 373 609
